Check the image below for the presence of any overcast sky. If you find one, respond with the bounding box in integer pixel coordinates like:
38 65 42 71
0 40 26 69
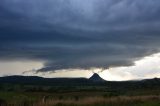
0 0 160 80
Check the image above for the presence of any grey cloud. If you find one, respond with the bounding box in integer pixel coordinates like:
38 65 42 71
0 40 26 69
0 0 160 72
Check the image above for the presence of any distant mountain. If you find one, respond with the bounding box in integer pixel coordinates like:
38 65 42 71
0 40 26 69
0 74 106 86
0 75 160 88
89 73 105 82
0 75 92 86
0 74 106 85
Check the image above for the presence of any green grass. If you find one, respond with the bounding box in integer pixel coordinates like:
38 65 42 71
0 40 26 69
0 91 42 105
0 85 160 106
35 96 160 106
0 92 160 106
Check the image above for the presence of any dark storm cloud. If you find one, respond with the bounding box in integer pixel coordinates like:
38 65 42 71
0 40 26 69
0 0 160 72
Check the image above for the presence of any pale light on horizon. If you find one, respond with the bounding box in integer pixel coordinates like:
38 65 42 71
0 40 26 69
0 52 160 81
0 60 44 76
100 52 160 81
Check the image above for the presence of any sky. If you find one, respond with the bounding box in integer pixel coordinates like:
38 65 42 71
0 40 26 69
0 0 160 81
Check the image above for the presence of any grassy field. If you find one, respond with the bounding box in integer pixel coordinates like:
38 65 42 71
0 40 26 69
0 88 160 106
0 78 160 106
36 96 160 106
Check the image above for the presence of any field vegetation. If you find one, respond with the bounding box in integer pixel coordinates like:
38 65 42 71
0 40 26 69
0 77 160 106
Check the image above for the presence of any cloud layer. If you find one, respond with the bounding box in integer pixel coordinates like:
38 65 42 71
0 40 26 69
100 53 160 81
0 0 160 72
